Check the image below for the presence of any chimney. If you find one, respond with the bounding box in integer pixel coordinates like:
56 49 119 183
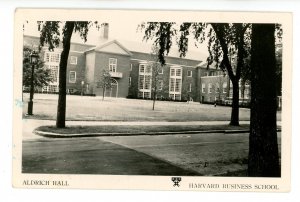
100 23 109 39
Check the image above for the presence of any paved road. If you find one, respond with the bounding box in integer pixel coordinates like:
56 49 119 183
22 131 282 176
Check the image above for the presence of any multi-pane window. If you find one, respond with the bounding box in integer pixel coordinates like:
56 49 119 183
175 79 182 92
244 89 249 99
158 80 163 90
144 75 151 90
169 78 182 93
202 83 206 93
139 75 144 89
170 69 175 76
48 85 58 92
170 78 175 92
176 68 182 76
146 65 152 74
208 83 212 93
44 52 60 63
109 58 117 72
169 66 182 100
139 64 145 73
215 83 220 93
69 71 76 83
187 70 192 77
49 65 58 83
223 82 227 93
70 56 77 65
138 64 152 98
45 53 50 62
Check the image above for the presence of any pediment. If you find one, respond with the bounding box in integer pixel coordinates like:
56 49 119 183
95 40 132 56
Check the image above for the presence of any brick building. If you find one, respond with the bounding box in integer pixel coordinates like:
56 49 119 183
23 24 251 104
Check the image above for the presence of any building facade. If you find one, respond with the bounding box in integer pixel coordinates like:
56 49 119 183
23 28 251 104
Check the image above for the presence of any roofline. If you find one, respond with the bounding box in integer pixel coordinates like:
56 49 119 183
130 51 202 64
24 35 96 47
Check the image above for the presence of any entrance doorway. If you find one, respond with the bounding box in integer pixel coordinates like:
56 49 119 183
105 78 118 98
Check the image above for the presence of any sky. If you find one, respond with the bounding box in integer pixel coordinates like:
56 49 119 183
23 20 209 59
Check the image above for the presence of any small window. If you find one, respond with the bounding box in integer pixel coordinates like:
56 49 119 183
215 83 220 93
158 67 163 74
187 70 192 77
139 64 145 73
208 83 212 93
176 69 182 77
70 56 77 65
129 77 132 86
146 65 152 74
130 64 133 71
223 82 227 93
170 69 175 76
158 80 163 90
202 83 206 93
69 71 76 83
109 58 117 72
44 53 50 62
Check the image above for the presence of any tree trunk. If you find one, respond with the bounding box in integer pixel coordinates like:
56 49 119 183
56 22 75 128
230 79 240 126
152 92 156 110
102 87 105 101
248 24 280 177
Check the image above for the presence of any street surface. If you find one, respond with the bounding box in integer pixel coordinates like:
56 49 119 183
22 129 281 176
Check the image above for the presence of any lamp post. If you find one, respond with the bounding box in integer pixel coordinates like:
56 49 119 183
81 81 85 96
27 51 38 115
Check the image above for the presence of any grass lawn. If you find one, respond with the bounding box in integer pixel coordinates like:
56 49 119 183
21 93 267 122
36 124 251 135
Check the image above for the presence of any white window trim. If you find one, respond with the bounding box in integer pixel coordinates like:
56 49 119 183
202 84 206 93
158 80 163 90
223 83 227 93
109 58 117 72
70 56 78 65
187 70 192 77
208 83 212 94
158 68 163 74
69 71 76 83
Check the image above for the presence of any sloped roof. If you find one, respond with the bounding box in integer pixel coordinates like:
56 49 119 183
119 39 207 61
86 38 207 62
85 40 132 56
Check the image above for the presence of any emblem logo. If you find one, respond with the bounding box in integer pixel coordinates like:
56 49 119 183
171 177 181 187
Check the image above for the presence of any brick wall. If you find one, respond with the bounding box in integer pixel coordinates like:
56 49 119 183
93 52 131 98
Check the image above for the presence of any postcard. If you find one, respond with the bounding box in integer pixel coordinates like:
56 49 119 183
13 8 292 192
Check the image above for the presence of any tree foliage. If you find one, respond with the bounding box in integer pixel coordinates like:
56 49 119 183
97 69 112 100
139 22 251 125
23 46 53 88
37 21 102 128
148 45 164 110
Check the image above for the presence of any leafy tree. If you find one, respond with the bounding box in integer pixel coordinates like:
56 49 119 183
140 22 251 126
38 21 101 128
248 23 280 177
23 46 53 90
148 46 164 110
97 69 112 101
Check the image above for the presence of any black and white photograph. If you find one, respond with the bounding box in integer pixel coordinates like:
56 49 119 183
12 9 292 192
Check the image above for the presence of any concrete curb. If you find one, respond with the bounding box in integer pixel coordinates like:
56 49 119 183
34 129 256 138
